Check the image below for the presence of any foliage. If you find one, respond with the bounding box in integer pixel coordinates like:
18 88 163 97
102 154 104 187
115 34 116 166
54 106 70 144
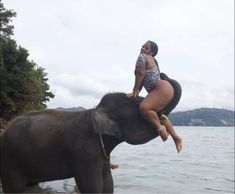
0 0 16 38
0 1 54 124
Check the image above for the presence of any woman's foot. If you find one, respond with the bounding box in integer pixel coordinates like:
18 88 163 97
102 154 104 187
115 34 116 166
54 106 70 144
157 125 168 141
74 185 80 193
174 137 183 153
110 163 119 170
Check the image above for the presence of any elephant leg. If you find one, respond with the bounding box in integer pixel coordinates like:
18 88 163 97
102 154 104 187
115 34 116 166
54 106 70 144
1 162 27 193
102 163 114 193
27 181 39 186
73 164 103 193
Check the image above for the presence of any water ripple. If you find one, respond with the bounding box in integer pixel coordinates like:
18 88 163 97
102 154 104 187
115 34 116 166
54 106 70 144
0 127 234 194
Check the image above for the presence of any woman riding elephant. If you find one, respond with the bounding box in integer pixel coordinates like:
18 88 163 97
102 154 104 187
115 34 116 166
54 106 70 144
127 40 182 153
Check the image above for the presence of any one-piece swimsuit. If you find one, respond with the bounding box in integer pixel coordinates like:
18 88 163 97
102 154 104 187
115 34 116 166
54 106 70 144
136 53 161 92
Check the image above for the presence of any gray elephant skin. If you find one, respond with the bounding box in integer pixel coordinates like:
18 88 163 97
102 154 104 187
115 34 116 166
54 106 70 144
0 92 158 193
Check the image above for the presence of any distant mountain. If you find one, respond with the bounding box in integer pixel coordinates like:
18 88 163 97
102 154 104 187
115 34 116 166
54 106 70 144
169 108 234 126
57 107 86 112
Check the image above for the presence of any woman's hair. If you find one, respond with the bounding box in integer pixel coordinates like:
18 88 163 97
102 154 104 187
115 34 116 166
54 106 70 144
147 40 158 57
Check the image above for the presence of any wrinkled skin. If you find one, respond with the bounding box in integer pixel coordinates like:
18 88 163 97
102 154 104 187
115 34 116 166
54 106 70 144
0 93 158 193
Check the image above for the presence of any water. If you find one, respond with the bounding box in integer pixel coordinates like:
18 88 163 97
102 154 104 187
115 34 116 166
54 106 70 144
0 127 234 193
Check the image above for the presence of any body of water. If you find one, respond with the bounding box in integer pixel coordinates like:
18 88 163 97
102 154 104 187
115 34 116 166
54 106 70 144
1 127 234 193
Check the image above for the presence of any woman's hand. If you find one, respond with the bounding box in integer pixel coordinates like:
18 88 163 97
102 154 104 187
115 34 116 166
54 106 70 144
127 90 140 98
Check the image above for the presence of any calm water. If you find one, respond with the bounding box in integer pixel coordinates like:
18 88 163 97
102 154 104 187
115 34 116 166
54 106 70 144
1 127 234 193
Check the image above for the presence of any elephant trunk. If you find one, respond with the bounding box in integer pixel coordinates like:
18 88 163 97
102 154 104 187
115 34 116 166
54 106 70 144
102 134 123 157
123 129 158 145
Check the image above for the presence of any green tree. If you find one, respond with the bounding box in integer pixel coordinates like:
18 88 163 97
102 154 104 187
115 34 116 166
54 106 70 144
0 1 54 125
0 0 16 38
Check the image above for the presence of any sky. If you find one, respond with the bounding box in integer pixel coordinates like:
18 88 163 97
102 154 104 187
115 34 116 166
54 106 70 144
3 0 234 111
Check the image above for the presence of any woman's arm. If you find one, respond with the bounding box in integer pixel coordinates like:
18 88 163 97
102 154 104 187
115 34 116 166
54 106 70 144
127 66 145 97
133 67 145 93
127 53 146 98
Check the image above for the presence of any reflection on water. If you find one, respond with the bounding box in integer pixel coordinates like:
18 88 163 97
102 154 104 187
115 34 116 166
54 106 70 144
0 179 77 193
0 127 234 194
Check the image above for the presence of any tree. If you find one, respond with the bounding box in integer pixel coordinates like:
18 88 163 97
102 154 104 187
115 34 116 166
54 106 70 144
0 0 16 38
0 1 54 126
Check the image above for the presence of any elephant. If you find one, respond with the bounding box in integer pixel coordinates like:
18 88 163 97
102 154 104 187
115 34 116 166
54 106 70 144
0 74 181 193
0 93 158 193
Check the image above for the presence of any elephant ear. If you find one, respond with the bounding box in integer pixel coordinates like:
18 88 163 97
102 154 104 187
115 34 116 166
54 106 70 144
91 108 122 138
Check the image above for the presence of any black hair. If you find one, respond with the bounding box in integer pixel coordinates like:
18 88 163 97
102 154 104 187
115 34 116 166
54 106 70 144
147 40 158 57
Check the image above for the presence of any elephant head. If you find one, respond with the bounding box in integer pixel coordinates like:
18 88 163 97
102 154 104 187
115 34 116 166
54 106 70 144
92 92 158 145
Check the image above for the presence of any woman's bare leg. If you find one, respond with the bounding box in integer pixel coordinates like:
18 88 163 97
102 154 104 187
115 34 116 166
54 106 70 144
139 91 168 141
140 110 168 141
160 115 182 153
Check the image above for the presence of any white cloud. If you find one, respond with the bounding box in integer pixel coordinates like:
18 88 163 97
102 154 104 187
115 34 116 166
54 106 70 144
53 74 109 97
3 0 234 111
177 81 234 111
46 85 99 109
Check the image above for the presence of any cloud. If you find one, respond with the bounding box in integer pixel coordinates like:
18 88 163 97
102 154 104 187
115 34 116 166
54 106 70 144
46 85 99 109
177 81 234 111
47 72 134 108
3 0 234 111
54 74 108 97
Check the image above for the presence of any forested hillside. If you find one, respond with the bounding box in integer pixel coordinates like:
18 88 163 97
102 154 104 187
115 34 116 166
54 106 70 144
169 108 234 126
0 1 54 128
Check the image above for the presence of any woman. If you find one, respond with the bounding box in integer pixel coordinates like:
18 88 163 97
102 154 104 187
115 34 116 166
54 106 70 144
127 41 182 153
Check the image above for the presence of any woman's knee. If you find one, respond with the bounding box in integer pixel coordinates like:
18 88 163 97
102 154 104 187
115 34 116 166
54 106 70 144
139 102 150 115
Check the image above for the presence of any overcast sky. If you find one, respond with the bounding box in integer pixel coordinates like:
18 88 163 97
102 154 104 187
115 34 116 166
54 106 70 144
3 0 234 111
